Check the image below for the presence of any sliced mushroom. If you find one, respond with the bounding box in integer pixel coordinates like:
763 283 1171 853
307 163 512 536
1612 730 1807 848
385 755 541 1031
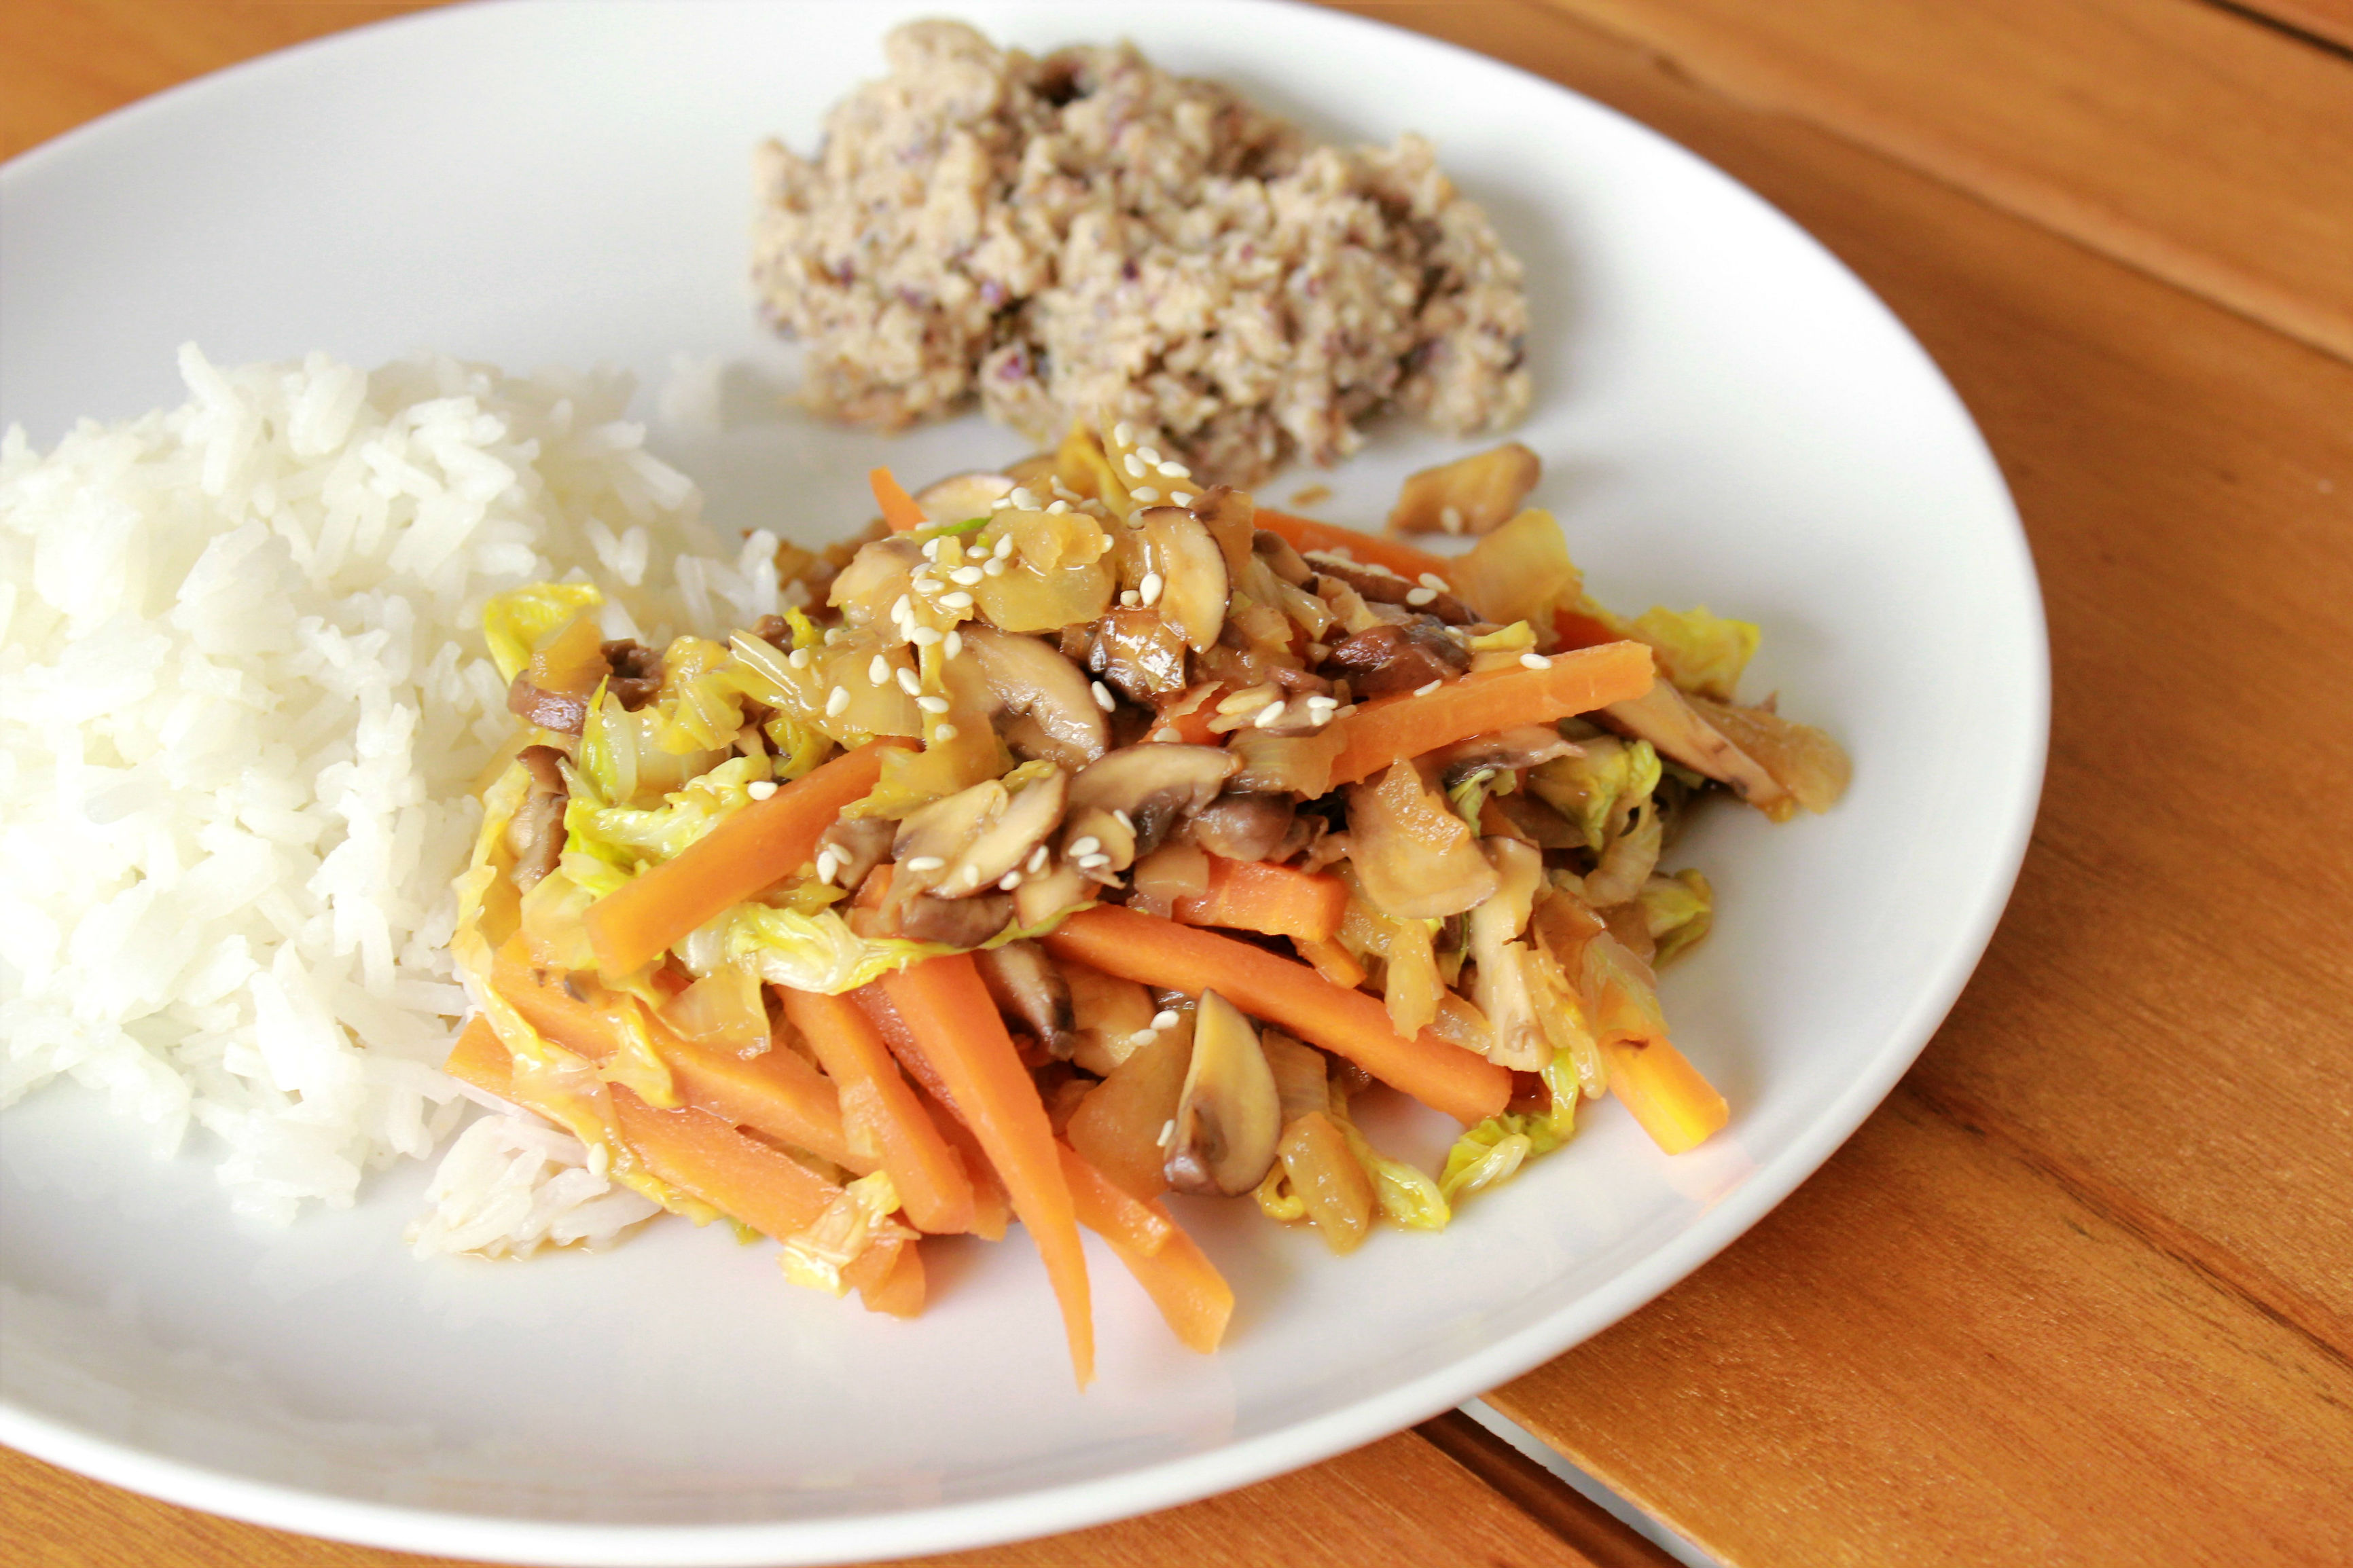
1259 1030 1330 1125
1305 552 1475 624
1067 744 1238 856
1465 837 1549 1070
1428 725 1580 790
893 892 1016 948
959 625 1108 770
976 941 1077 1059
509 744 570 891
1318 620 1473 697
1135 506 1228 651
1086 609 1189 702
1251 528 1315 586
1064 961 1161 1077
891 767 1068 898
1011 862 1094 930
911 471 1018 526
814 817 895 892
1601 682 1789 812
1189 790 1297 862
1346 760 1498 919
826 534 927 629
1164 989 1282 1197
600 640 664 709
1385 442 1542 537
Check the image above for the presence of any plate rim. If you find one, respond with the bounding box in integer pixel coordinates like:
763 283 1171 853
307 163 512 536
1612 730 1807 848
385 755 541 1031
0 0 2051 1560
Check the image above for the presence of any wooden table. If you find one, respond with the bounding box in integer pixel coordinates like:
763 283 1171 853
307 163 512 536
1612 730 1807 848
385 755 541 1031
6 2 2350 1564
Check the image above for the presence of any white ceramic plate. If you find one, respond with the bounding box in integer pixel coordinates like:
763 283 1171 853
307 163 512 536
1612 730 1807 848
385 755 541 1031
0 1 2047 1562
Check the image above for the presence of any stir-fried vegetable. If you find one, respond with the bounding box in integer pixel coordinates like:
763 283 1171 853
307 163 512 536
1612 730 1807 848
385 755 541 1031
442 425 1846 1375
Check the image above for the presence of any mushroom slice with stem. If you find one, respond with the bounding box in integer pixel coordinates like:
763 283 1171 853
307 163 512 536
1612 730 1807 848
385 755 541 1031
911 471 1018 526
1066 744 1238 858
509 744 571 891
1318 620 1473 697
1427 725 1581 790
1601 682 1789 813
1133 506 1229 652
1165 989 1283 1197
1465 836 1550 1070
958 625 1109 771
1305 553 1476 625
891 765 1069 899
976 941 1078 1059
1189 790 1297 862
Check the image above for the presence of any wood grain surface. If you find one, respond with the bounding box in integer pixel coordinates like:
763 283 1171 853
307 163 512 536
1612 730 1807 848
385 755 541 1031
5 3 2352 1567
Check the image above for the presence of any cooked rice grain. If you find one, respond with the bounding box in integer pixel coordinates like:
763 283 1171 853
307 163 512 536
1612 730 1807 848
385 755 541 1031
0 346 783 1224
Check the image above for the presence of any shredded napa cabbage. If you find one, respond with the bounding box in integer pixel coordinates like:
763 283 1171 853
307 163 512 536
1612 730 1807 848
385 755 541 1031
1640 869 1714 966
1441 1051 1583 1205
778 1171 912 1296
483 582 605 685
1528 736 1662 855
1631 605 1759 704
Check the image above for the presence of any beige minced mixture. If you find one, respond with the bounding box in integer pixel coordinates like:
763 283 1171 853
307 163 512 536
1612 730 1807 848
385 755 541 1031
752 20 1532 486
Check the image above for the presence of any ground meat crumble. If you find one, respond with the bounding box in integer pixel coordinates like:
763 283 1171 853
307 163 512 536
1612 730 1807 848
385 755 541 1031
752 20 1532 486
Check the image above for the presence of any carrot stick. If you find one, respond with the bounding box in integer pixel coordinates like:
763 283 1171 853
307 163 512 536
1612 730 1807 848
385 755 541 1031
921 1092 1011 1241
1604 1038 1730 1155
1294 936 1367 989
1088 1211 1234 1355
883 954 1094 1385
851 1239 927 1318
1058 1144 1174 1257
850 981 958 1114
445 1015 514 1096
871 467 927 532
1041 906 1511 1124
780 986 975 1235
1255 509 1458 585
607 1082 838 1241
1172 856 1348 943
1325 642 1655 788
585 738 906 974
490 938 864 1171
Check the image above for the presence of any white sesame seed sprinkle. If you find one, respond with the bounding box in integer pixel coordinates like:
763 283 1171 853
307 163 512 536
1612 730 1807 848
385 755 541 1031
1113 809 1133 831
814 848 840 884
950 565 984 586
904 856 946 873
1520 652 1553 671
890 594 911 623
824 628 846 646
933 723 958 740
1170 491 1194 505
1254 699 1289 729
1418 572 1450 591
1157 460 1190 479
943 630 963 658
1009 488 1040 509
940 591 975 610
868 654 890 685
825 687 850 717
990 496 1014 510
1150 1008 1181 1032
994 534 1014 558
1130 486 1161 503
787 648 812 670
1078 852 1113 870
897 667 922 695
1155 1117 1175 1149
1046 499 1070 513
1119 589 1142 608
747 780 778 801
917 695 950 714
922 537 945 560
1138 446 1163 467
1091 680 1115 712
1027 845 1050 873
1440 505 1464 532
999 871 1023 891
1149 727 1177 742
1415 679 1443 697
910 627 943 646
1123 454 1147 478
1113 421 1134 444
1068 835 1102 857
1138 571 1164 606
984 558 1007 577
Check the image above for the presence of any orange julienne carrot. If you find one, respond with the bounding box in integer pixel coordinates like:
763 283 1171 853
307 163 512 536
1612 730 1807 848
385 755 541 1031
1295 936 1367 990
1255 509 1458 585
444 1015 515 1097
1041 906 1511 1125
882 953 1094 1386
1603 1038 1731 1155
871 467 928 532
1171 856 1349 944
1057 1143 1173 1258
490 937 866 1173
585 737 908 974
1324 641 1655 788
854 1239 927 1318
780 985 976 1236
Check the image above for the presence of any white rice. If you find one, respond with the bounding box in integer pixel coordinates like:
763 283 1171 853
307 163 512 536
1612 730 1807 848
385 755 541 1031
0 346 789 1233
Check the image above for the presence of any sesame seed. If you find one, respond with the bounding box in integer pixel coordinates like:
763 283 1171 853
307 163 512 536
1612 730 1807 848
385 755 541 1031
910 627 943 646
1131 486 1161 503
1138 446 1163 467
825 687 850 717
984 558 1007 577
933 723 958 740
1050 479 1080 500
897 667 922 695
1078 852 1112 870
1254 699 1289 729
990 496 1014 510
1138 570 1164 606
1027 845 1050 873
1440 505 1464 532
1119 590 1142 608
1045 499 1070 514
1217 687 1276 714
1149 727 1177 742
1170 491 1194 505
999 871 1024 890
994 534 1014 559
1113 809 1133 831
747 780 778 801
940 591 975 610
1009 488 1040 509
787 648 812 670
922 537 945 560
1520 652 1553 670
1156 460 1190 479
943 630 963 658
917 695 950 714
1150 1008 1180 1032
950 565 984 586
1155 1117 1175 1149
904 855 946 873
1415 679 1443 697
824 628 846 645
1113 421 1134 444
1406 587 1437 606
889 595 910 623
868 654 889 685
1123 454 1147 478
1091 680 1115 712
1068 835 1102 857
1418 572 1449 591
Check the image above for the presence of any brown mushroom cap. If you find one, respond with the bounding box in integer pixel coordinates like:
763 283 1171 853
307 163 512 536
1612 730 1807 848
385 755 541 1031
1164 989 1282 1197
892 767 1069 898
1067 744 1238 856
1318 620 1473 697
959 625 1109 771
1189 790 1298 862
